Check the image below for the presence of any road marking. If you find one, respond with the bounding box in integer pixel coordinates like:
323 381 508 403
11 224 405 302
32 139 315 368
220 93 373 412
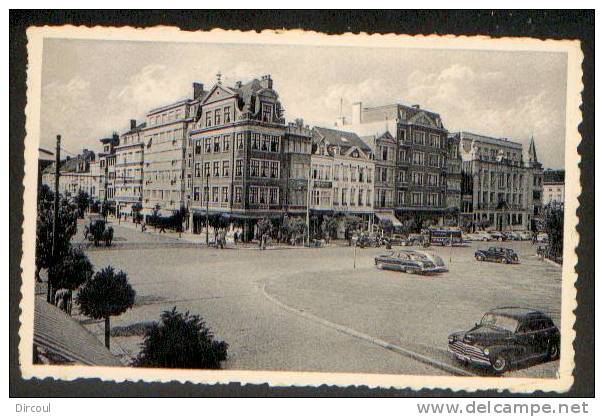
260 283 474 377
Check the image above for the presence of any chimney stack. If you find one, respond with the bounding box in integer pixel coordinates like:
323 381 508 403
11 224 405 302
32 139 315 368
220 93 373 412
130 119 137 130
235 81 242 88
193 82 204 100
352 102 362 125
260 75 273 90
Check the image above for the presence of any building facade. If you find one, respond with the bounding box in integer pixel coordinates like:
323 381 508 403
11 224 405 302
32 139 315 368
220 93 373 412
310 127 375 232
444 133 462 225
543 169 565 206
456 131 543 231
114 120 145 219
188 75 287 238
143 86 204 218
41 149 97 198
97 134 119 203
282 119 312 215
337 102 449 228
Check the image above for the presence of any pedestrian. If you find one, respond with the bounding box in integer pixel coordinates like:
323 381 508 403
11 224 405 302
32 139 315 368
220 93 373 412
141 221 147 233
532 231 537 245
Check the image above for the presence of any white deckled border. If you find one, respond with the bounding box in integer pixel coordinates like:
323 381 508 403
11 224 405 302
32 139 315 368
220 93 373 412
20 26 583 393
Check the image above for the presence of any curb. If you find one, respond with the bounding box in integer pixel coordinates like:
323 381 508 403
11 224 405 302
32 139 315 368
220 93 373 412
261 283 473 377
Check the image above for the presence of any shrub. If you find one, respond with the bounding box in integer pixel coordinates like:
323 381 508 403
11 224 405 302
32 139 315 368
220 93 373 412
134 307 228 369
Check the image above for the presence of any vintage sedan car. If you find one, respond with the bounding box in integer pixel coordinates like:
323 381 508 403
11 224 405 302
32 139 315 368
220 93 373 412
374 250 448 274
475 247 519 264
503 231 521 241
517 231 532 240
448 307 560 373
489 231 506 241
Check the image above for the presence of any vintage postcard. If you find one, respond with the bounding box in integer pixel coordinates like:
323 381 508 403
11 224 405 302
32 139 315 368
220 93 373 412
20 27 583 392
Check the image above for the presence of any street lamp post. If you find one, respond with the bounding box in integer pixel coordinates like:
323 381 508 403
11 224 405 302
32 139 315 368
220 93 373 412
205 172 210 246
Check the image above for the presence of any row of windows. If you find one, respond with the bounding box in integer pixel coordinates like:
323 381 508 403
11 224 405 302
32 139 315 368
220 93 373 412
410 172 443 187
148 108 184 126
194 133 282 155
145 129 185 149
204 106 232 127
192 186 279 206
312 164 374 183
409 131 444 148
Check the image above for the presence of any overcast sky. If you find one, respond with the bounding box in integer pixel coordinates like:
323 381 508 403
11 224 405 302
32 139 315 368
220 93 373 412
40 38 568 169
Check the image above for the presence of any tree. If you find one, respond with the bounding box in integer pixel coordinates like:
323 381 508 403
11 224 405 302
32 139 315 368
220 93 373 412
544 206 564 261
134 307 228 369
76 266 136 349
321 215 339 242
37 184 54 209
75 190 91 218
36 197 78 286
256 217 273 238
48 247 94 315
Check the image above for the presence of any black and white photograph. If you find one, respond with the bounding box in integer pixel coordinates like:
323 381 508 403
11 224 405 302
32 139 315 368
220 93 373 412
18 25 583 393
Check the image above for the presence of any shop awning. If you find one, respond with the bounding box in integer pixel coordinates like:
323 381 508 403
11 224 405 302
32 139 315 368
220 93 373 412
375 211 403 227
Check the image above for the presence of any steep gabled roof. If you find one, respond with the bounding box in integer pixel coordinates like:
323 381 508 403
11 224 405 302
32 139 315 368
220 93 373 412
312 126 372 153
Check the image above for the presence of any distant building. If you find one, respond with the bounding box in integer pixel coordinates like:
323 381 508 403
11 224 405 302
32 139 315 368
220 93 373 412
37 147 54 191
188 75 287 239
543 169 565 206
337 102 449 228
445 134 462 225
310 126 375 234
115 120 145 219
97 134 120 203
455 131 543 231
282 119 313 215
142 85 204 218
41 149 97 197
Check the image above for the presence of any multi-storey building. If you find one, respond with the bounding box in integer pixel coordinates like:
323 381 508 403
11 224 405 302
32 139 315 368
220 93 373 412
282 119 312 215
38 147 55 192
114 120 145 220
456 131 543 231
41 149 97 197
337 102 449 228
97 134 119 203
142 84 205 218
526 137 544 227
188 75 287 239
543 169 565 206
310 127 375 233
444 133 463 225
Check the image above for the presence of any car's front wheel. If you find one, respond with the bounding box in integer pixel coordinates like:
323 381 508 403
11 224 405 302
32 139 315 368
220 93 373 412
491 355 509 374
547 340 560 360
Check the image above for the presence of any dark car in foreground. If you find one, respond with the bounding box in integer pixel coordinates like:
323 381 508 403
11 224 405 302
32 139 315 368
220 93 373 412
448 307 560 373
475 247 519 264
374 250 448 274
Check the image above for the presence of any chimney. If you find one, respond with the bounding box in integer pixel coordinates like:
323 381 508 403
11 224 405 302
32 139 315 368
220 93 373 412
260 75 273 89
193 82 204 100
295 118 304 127
352 102 362 125
235 81 242 88
130 119 137 130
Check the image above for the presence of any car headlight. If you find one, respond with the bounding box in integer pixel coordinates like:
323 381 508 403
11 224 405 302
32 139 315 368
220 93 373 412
483 347 490 355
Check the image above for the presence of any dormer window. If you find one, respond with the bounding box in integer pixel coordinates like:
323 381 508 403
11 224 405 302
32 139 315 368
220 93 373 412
262 103 273 122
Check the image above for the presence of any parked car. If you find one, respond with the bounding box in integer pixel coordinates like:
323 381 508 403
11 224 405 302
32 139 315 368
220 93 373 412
504 231 522 241
475 247 519 264
356 234 381 248
404 234 424 246
466 232 491 241
448 307 560 373
517 231 532 241
489 231 506 241
374 250 448 274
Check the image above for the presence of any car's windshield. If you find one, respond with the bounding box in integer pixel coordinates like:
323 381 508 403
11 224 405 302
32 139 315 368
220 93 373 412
480 313 519 332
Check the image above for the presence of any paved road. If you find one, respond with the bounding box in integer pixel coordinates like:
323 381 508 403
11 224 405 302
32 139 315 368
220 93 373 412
79 223 561 377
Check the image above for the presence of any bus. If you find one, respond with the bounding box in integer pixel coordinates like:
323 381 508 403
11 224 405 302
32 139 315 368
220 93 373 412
424 228 464 246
